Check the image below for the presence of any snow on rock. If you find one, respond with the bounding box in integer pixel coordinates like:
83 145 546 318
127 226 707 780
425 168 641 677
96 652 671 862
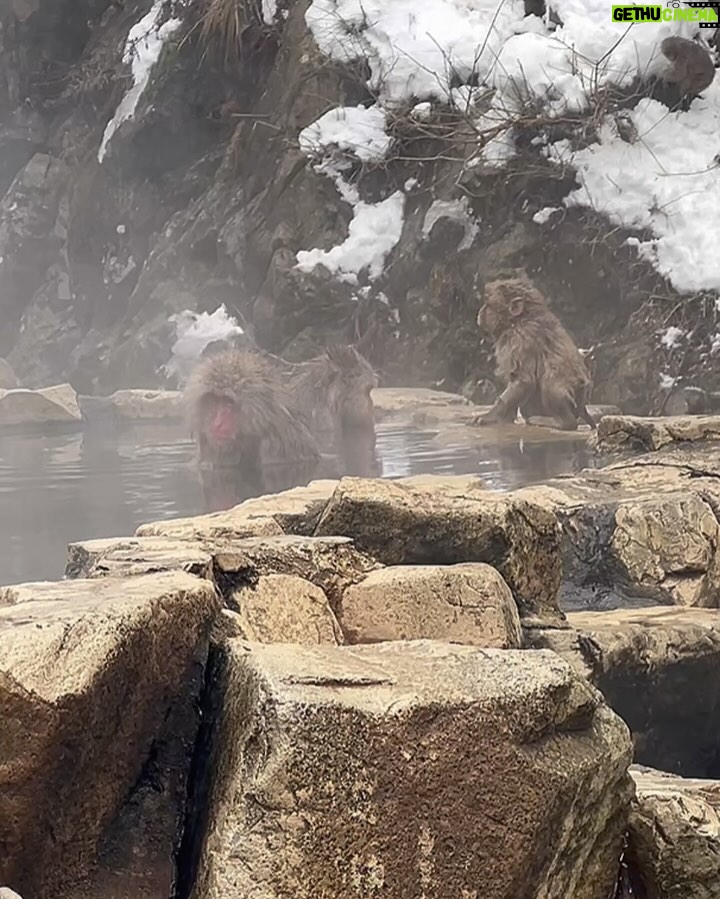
422 198 479 250
659 326 686 349
299 105 391 161
296 187 405 284
98 1 182 163
549 91 720 292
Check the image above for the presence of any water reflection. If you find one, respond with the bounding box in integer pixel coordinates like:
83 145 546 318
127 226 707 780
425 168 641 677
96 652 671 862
0 422 593 584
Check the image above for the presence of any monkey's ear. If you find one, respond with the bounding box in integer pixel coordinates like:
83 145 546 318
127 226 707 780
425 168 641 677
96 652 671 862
508 297 525 317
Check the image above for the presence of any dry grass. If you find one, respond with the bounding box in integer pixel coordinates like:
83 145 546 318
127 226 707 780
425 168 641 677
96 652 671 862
197 0 263 61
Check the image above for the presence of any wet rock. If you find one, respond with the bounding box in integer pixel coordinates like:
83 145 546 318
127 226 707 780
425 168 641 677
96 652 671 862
106 388 182 421
138 480 337 540
0 571 220 898
340 563 522 648
229 573 341 644
0 382 82 428
315 477 564 623
515 452 720 610
627 765 720 899
372 386 470 422
190 640 632 899
529 606 720 776
65 535 215 579
597 413 720 453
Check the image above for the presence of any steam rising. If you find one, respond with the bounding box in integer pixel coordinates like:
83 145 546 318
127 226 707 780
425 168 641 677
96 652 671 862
163 305 244 386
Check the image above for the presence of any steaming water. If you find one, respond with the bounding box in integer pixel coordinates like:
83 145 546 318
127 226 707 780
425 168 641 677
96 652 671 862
0 423 591 585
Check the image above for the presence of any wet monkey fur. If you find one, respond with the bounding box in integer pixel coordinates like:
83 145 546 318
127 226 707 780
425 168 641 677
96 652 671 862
475 276 595 431
183 349 320 478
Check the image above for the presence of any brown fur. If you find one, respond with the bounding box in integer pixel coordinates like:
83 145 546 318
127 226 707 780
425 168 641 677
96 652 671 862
475 276 595 431
659 36 715 99
287 344 378 450
0 357 19 390
183 349 319 475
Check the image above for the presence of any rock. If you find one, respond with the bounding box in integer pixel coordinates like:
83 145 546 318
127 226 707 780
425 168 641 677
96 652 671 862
340 563 522 648
0 357 19 389
0 889 24 899
190 640 632 899
628 765 720 899
315 477 564 623
65 535 215 579
597 413 720 453
372 386 471 423
529 606 720 775
230 573 341 644
107 388 182 421
137 480 337 540
211 534 380 611
0 571 220 897
0 382 82 427
514 451 720 610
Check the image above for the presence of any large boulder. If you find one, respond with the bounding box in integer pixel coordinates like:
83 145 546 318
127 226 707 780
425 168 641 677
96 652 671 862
189 640 632 899
0 571 220 898
314 477 564 623
597 414 720 453
0 383 82 427
514 446 720 610
229 573 341 644
339 563 522 648
627 766 720 899
529 606 720 776
137 480 337 540
65 535 215 579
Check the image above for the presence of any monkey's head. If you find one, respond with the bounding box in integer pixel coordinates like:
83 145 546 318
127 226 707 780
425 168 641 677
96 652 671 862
325 344 378 436
477 277 549 338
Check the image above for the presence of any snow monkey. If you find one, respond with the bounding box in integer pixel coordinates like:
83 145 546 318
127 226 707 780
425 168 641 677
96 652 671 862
475 276 596 431
657 36 715 109
183 349 320 484
0 357 19 389
287 344 379 452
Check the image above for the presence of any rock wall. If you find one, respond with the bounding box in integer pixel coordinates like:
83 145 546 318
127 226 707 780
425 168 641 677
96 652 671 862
0 0 713 409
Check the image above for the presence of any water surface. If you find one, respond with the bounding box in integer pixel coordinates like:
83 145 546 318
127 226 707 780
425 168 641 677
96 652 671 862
0 423 592 584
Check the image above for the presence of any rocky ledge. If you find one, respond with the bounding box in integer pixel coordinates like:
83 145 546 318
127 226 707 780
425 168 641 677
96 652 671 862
6 413 720 898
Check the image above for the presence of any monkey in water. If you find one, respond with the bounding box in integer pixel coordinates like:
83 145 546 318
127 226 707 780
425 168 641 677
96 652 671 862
655 36 715 110
287 344 379 455
183 349 320 494
475 276 596 431
0 357 19 390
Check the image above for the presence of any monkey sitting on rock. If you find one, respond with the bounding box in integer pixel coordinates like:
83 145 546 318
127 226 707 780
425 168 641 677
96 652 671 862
474 275 596 431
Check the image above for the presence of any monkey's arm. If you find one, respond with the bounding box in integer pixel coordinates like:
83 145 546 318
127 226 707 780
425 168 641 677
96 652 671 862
473 379 531 426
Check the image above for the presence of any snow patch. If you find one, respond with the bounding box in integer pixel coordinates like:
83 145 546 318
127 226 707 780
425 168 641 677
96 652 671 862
299 105 390 162
549 93 720 292
659 325 685 349
164 305 245 385
98 1 182 163
533 206 560 225
422 198 479 251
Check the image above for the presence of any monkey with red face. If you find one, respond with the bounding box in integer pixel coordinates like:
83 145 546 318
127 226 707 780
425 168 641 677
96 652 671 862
183 349 320 492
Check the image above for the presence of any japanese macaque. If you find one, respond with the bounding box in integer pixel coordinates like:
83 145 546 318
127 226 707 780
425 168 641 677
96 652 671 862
656 36 715 109
183 349 320 487
0 357 19 389
287 344 379 453
475 276 595 431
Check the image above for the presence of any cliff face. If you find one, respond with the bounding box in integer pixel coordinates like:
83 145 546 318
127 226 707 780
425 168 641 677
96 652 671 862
0 0 718 411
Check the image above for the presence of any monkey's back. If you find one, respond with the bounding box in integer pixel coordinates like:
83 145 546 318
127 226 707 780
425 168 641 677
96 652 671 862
660 36 715 93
